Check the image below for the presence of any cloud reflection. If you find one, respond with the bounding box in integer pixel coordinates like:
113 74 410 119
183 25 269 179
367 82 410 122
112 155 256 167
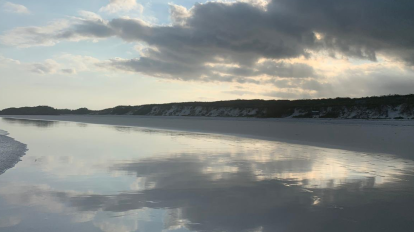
2 150 414 232
1 118 58 128
1 119 414 232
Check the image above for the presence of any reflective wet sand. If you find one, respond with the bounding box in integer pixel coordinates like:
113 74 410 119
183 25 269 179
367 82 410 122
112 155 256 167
0 118 413 232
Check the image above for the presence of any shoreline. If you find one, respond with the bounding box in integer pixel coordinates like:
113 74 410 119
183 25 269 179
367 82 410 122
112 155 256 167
1 115 414 160
0 130 27 175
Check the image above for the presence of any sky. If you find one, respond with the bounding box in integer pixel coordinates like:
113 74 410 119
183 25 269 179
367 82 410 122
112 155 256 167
1 0 414 110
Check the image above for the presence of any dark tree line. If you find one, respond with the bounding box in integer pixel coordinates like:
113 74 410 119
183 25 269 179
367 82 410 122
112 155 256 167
1 94 413 118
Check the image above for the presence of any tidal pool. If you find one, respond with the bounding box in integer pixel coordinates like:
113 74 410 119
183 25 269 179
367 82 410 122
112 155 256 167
0 117 413 232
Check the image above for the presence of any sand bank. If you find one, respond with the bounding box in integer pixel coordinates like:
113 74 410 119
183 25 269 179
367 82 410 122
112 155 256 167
0 131 27 174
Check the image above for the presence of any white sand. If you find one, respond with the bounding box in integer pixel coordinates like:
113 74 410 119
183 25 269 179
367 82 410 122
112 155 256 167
1 115 414 159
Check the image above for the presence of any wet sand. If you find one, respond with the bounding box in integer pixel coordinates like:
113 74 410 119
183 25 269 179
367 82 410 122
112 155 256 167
1 115 413 159
1 116 414 232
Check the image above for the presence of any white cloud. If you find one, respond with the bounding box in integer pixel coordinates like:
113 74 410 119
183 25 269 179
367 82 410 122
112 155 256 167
99 0 143 14
78 10 104 21
0 56 81 75
3 2 29 14
0 55 20 65
169 4 190 26
0 20 72 48
27 56 100 75
57 54 102 72
29 59 61 74
0 11 113 48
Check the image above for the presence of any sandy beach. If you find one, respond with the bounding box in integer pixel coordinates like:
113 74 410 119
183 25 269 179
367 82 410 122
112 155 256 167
1 115 414 232
1 115 413 159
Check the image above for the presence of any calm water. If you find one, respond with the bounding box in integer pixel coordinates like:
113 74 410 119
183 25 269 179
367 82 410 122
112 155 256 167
0 118 414 232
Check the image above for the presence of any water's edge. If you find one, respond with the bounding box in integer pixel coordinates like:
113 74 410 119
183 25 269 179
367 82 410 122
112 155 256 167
0 129 28 175
2 115 413 160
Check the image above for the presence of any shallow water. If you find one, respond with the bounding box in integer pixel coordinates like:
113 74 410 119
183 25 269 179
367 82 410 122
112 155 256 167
0 118 414 232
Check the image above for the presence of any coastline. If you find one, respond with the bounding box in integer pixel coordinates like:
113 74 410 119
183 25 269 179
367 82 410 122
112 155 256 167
1 115 414 160
0 130 27 175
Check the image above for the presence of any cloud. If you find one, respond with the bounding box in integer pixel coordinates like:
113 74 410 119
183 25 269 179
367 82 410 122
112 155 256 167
0 55 20 65
2 56 82 75
78 10 103 21
0 54 105 80
99 0 143 14
254 61 316 78
3 2 29 14
27 57 97 75
2 0 414 96
223 90 255 96
61 68 77 74
57 54 101 72
264 90 313 99
0 20 74 48
3 1 414 64
0 14 115 48
330 65 414 97
29 59 61 74
263 63 414 99
169 4 191 26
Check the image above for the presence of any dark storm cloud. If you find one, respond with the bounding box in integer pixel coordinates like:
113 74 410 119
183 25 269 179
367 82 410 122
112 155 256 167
102 0 414 81
2 0 414 84
256 61 316 78
102 57 315 82
57 20 115 39
99 57 261 83
270 0 414 63
66 0 414 62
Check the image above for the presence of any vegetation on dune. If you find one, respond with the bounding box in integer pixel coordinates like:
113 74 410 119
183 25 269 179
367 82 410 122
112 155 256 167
0 106 59 115
1 94 414 118
58 108 91 115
